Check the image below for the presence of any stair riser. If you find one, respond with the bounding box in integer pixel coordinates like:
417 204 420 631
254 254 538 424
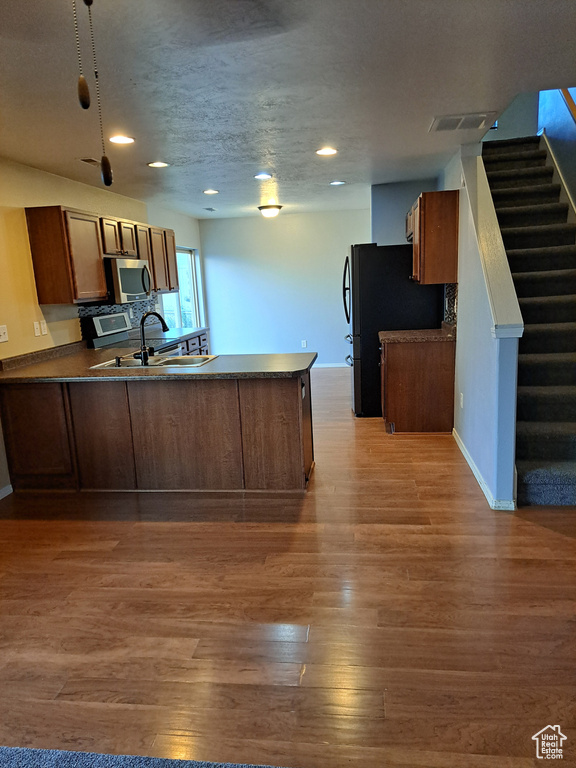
502 228 576 250
485 159 548 174
517 398 576 422
520 332 576 354
487 169 554 189
520 303 576 324
517 482 576 506
516 434 576 460
518 363 576 386
508 252 576 273
482 138 541 156
497 207 568 228
492 187 561 207
514 277 576 297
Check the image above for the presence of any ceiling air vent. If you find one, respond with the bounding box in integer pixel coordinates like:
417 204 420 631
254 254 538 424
429 112 498 132
79 157 101 167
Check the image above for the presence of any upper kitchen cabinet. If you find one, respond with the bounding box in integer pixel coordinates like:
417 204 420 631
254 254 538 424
406 190 459 284
101 218 138 257
149 227 179 292
135 223 152 262
25 206 108 304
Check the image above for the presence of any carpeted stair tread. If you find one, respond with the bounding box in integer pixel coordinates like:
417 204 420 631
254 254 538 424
486 166 554 189
483 150 548 172
516 420 576 461
516 460 576 505
501 222 576 250
520 322 576 353
518 294 576 324
512 268 576 294
517 386 576 421
482 136 541 154
491 184 561 207
518 352 576 385
507 244 576 272
495 202 569 227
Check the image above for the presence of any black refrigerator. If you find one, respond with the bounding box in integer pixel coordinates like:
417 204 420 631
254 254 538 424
343 243 444 417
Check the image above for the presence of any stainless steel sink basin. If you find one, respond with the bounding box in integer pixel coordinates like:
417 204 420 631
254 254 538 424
91 355 217 370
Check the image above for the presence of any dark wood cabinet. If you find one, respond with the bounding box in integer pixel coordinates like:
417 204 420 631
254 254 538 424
25 206 108 304
380 334 455 433
101 218 138 257
406 190 459 284
149 227 170 292
135 223 152 261
164 229 179 291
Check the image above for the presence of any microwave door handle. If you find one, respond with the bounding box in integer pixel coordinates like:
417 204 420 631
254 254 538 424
142 264 152 294
343 256 350 324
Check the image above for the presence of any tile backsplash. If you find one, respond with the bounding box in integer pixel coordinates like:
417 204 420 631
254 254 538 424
78 293 160 341
444 283 457 325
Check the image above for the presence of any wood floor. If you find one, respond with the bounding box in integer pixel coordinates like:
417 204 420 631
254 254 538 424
0 367 575 767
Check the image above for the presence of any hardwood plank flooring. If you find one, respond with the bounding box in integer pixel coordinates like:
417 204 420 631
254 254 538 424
0 367 575 767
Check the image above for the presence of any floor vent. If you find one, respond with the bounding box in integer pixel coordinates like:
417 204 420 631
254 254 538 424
429 112 497 132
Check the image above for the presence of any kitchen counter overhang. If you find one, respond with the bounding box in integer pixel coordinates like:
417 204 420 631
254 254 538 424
0 351 317 494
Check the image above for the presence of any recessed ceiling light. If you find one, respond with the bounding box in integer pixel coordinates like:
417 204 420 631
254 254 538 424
316 147 337 156
203 189 219 195
148 161 170 168
330 180 346 186
109 135 135 144
254 172 272 180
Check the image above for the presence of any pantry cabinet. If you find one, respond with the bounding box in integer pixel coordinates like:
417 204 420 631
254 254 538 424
406 190 459 284
25 206 108 304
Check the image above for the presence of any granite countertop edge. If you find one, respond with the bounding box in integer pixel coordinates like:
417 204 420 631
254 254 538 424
378 325 456 344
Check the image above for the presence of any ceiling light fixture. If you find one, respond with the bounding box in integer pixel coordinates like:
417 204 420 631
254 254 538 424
258 204 283 218
203 189 219 195
109 135 134 144
254 172 272 180
330 180 346 186
148 161 170 168
316 147 337 156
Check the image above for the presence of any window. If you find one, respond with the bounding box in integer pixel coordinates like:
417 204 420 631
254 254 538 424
160 248 205 329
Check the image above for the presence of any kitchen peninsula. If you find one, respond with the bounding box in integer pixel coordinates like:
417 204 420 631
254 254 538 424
0 350 316 493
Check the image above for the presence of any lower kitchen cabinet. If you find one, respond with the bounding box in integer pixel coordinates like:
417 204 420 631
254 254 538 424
380 332 455 433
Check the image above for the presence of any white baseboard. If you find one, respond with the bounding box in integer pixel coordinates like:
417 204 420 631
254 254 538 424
452 429 515 511
0 484 13 500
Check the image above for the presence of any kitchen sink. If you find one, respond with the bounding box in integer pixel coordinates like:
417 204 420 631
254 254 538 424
90 355 217 370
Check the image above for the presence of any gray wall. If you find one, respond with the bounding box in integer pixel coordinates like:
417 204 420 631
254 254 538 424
483 91 539 142
539 88 576 203
371 178 438 245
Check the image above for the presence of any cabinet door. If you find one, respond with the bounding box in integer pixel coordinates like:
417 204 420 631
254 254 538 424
65 211 108 301
149 227 170 291
164 229 179 291
412 202 422 282
101 217 122 256
135 224 152 261
417 191 459 284
119 222 138 257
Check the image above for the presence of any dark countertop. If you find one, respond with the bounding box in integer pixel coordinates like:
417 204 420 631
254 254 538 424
126 325 208 344
378 325 456 345
0 349 318 383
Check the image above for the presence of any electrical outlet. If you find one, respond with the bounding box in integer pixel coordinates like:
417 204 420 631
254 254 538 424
301 340 307 348
460 392 464 408
0 325 8 343
40 320 48 335
34 321 41 336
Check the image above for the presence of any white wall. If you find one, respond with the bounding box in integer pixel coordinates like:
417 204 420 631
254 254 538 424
371 178 438 244
199 210 370 364
146 204 201 251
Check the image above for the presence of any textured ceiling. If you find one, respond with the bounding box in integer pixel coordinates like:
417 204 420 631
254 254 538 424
0 0 575 218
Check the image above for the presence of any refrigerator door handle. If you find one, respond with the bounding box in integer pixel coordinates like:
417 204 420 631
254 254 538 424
345 354 353 367
342 256 350 324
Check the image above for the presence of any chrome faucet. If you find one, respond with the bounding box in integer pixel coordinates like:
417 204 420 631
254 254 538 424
136 311 169 365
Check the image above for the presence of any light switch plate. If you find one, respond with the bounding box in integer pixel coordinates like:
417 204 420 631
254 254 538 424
34 321 41 336
0 325 8 343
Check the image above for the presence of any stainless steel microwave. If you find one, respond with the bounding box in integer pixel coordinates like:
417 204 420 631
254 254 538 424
106 258 152 303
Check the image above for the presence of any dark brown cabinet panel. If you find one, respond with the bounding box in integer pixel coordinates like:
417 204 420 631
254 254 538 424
239 376 311 490
118 222 138 257
26 206 107 304
0 383 77 489
380 340 455 433
68 382 136 489
149 227 170 292
101 218 138 257
164 229 179 291
128 380 244 489
135 224 152 261
407 191 459 284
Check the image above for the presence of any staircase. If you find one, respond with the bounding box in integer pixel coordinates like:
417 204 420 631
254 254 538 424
482 135 576 506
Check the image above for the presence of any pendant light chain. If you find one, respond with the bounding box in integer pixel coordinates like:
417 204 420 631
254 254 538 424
71 0 84 77
87 4 106 156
